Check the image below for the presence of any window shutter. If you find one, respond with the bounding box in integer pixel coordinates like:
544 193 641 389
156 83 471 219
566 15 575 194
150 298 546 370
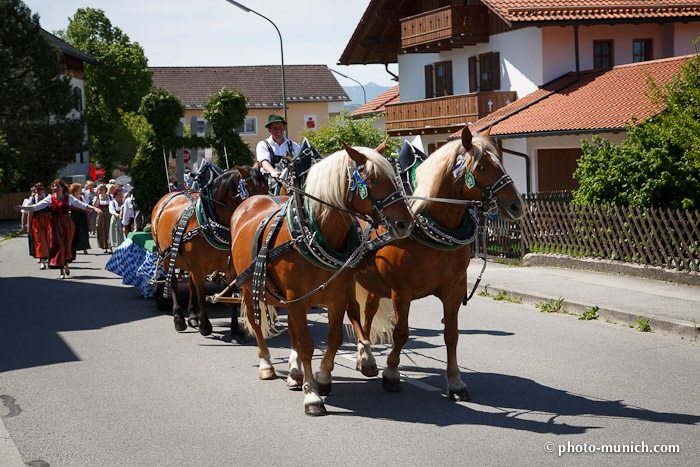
468 56 477 92
445 61 453 96
490 52 500 90
425 64 434 98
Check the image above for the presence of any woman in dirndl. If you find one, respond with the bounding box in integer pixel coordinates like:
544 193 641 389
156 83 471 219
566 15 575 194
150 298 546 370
29 182 50 269
69 182 91 257
93 184 111 253
18 179 101 279
108 188 125 249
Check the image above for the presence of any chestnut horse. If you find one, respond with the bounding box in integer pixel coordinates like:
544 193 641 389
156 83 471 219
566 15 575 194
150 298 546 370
228 143 413 416
151 165 268 341
320 127 527 402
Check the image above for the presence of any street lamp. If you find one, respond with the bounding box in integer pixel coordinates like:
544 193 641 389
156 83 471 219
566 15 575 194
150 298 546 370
224 0 287 136
330 68 366 105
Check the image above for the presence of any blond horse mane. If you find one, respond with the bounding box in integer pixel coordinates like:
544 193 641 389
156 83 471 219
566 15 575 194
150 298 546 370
411 136 496 213
304 146 395 223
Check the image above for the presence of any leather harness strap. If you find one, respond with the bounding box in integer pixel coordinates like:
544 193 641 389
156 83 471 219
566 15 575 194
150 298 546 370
163 191 197 299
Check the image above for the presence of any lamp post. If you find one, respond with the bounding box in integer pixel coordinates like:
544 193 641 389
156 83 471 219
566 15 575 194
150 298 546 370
224 0 287 136
330 68 366 105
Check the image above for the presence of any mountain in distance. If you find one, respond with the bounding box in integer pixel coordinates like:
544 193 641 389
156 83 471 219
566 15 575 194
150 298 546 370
342 82 392 110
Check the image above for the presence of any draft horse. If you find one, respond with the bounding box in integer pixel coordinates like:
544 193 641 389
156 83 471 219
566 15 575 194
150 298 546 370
228 143 413 416
325 127 527 401
151 164 268 341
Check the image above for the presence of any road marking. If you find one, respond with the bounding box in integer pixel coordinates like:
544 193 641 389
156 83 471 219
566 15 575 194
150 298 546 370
338 351 441 392
0 416 25 467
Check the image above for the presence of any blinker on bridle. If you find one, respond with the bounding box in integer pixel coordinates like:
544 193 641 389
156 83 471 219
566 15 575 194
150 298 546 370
453 146 514 216
349 162 404 229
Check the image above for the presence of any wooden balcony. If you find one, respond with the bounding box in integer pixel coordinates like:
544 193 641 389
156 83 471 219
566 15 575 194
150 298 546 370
385 91 517 136
401 5 489 52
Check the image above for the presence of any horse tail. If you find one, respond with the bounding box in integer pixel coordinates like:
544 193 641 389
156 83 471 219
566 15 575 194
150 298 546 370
240 300 283 339
346 283 395 345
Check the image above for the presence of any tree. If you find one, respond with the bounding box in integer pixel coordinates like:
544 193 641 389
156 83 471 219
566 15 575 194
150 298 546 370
0 0 85 192
202 89 253 168
130 88 184 216
58 8 152 178
574 49 700 210
302 110 400 156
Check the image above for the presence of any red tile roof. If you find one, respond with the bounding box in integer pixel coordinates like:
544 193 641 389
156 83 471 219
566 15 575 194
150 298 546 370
485 1 700 25
462 55 695 138
349 85 400 118
150 65 349 110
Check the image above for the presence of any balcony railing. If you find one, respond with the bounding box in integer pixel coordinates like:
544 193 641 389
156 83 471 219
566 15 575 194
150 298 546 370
385 91 517 135
401 5 489 50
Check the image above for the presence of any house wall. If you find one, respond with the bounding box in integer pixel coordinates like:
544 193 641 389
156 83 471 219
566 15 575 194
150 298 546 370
518 132 628 192
397 27 544 102
59 75 90 179
542 23 700 84
673 22 700 55
184 100 344 159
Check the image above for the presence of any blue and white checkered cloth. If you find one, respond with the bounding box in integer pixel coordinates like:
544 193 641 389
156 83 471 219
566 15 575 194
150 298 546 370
105 238 164 298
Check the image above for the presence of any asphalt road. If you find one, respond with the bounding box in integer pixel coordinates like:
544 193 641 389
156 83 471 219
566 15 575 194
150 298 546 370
1 234 699 467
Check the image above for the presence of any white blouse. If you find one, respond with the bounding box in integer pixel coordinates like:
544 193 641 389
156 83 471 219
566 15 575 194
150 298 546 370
27 195 91 212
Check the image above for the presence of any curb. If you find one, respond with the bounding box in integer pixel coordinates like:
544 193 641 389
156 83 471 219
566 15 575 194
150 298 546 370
523 253 700 287
471 282 700 341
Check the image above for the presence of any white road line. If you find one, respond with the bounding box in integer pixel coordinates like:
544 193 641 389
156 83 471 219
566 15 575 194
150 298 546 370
338 351 441 392
0 417 25 467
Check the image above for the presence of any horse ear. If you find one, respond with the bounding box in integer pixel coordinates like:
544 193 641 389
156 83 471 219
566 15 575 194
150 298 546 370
375 136 389 155
235 165 250 178
481 124 493 138
462 126 473 152
342 142 368 166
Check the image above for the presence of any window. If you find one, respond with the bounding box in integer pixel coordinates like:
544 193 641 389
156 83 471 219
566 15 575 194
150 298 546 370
424 60 453 98
468 52 500 92
593 41 613 68
196 119 211 136
235 116 257 135
633 39 652 63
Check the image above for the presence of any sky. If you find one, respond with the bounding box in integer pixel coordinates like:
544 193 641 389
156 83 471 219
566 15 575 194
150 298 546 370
23 0 399 88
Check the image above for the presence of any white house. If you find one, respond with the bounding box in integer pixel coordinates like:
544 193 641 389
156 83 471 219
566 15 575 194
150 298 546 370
340 0 700 192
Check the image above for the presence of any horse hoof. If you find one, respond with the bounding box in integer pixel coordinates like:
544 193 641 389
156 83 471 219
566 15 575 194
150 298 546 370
174 318 187 332
317 381 332 397
382 374 402 393
231 331 246 345
188 317 200 329
305 403 328 417
259 367 276 380
449 388 471 402
359 362 379 378
198 321 212 336
286 377 302 390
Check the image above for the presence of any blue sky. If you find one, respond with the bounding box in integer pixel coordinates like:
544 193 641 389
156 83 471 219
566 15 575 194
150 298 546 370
23 0 399 88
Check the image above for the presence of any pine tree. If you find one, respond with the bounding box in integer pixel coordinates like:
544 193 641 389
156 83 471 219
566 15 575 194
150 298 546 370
0 0 85 191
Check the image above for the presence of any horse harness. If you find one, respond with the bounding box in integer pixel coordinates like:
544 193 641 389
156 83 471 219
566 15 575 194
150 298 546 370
229 147 406 326
395 140 515 303
154 162 252 299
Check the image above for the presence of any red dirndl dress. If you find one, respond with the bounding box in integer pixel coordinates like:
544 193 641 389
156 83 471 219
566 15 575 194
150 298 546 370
48 195 76 269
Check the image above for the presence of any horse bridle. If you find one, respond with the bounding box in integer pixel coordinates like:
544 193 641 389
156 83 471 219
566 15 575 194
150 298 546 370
348 161 405 231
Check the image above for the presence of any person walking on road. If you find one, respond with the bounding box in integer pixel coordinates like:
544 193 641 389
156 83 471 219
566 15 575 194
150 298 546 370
93 184 112 254
28 182 50 269
17 179 101 279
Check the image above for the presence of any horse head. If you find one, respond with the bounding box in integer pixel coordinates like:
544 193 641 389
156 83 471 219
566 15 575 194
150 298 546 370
304 143 412 240
210 166 268 220
458 126 526 220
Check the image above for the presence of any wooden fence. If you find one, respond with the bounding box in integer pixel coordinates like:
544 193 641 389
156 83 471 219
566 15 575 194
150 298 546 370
520 194 700 272
0 192 30 220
